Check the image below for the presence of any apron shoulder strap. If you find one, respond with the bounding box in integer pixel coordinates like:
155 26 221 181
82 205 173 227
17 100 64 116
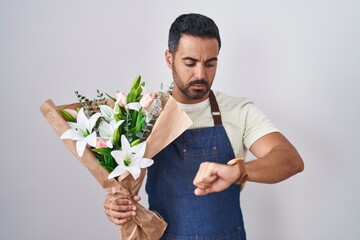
209 90 222 125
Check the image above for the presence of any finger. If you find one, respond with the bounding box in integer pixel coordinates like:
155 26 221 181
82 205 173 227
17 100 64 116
105 203 136 212
105 207 136 220
194 187 213 196
106 214 133 225
113 198 134 205
104 197 134 210
193 164 219 193
105 205 137 226
104 196 137 225
133 195 141 202
193 169 218 188
193 163 210 185
200 173 218 185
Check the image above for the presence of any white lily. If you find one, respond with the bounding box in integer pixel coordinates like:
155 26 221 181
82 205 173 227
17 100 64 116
98 119 124 148
108 135 153 180
60 108 101 157
99 105 114 122
98 104 124 148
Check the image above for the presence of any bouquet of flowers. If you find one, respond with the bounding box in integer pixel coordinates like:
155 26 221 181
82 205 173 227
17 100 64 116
40 75 192 239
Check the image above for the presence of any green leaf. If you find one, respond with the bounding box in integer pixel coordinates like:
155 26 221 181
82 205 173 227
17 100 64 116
91 148 112 155
136 116 146 132
135 107 143 127
133 85 143 100
131 110 139 128
128 126 137 134
130 75 141 91
114 112 122 123
105 92 117 102
97 159 115 173
126 89 136 103
104 153 112 166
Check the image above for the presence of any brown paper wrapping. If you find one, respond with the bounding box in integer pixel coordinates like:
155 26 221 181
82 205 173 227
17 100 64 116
40 96 192 240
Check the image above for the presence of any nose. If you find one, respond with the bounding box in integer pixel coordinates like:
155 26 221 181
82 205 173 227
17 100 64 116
195 65 206 80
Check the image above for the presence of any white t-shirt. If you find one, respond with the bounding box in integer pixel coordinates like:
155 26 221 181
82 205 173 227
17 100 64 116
178 91 279 158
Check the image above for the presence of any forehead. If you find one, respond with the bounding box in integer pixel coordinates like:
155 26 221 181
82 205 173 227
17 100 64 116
176 35 219 59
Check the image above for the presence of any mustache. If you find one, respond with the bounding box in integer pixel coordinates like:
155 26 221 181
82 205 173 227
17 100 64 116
189 79 208 86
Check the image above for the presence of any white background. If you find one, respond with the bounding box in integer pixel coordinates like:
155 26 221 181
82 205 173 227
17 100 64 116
1 0 359 239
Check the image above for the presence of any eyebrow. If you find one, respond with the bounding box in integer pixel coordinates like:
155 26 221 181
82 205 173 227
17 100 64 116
182 56 218 63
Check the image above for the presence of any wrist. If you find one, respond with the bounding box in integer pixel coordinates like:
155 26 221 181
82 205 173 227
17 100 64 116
227 158 248 185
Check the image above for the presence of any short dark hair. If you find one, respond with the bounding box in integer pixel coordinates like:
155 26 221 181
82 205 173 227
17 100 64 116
168 13 221 54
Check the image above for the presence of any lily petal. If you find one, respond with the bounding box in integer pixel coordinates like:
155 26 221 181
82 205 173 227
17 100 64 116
99 105 114 120
98 121 113 137
114 119 124 128
89 112 101 130
108 165 127 179
138 158 154 168
121 135 131 152
126 102 141 111
68 122 78 129
127 166 141 180
60 129 83 141
77 108 90 131
85 131 97 147
131 141 146 157
105 139 113 148
76 140 87 157
111 150 126 166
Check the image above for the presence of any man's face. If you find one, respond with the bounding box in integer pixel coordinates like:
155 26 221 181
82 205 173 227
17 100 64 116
166 35 219 104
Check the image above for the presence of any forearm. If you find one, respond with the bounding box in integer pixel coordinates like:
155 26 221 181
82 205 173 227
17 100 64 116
245 144 304 184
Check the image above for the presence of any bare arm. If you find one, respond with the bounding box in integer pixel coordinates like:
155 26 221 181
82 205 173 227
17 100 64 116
193 132 304 195
246 132 304 183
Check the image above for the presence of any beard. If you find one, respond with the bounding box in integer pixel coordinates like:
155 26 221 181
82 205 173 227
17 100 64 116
172 66 211 100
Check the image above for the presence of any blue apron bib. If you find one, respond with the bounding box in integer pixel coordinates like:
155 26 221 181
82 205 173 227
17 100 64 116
146 91 246 240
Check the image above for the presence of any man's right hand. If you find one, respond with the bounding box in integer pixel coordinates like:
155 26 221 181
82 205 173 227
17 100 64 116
103 193 141 225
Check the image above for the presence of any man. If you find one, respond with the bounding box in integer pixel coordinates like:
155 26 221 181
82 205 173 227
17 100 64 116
104 13 304 239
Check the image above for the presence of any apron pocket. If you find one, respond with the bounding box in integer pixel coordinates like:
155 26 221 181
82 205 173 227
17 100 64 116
183 145 220 189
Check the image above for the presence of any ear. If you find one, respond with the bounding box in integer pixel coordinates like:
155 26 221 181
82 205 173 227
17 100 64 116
165 50 173 69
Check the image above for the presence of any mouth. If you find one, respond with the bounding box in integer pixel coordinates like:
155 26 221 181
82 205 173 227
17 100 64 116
192 83 206 88
189 80 208 89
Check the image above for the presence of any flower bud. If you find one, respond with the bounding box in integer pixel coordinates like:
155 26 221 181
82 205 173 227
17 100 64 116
112 127 120 145
59 108 78 122
65 108 78 119
130 138 141 147
115 91 127 107
96 138 107 148
140 93 156 109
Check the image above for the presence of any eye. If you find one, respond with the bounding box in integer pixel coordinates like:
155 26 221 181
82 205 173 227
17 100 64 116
184 61 196 67
205 59 217 68
205 62 217 68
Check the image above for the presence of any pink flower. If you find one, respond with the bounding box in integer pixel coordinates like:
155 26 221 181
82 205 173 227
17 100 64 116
140 93 156 109
115 91 127 107
96 137 107 148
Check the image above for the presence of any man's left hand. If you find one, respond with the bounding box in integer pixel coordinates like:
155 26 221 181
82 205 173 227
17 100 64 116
193 162 240 196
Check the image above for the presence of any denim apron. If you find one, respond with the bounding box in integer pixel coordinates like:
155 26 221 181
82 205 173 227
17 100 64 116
146 91 246 240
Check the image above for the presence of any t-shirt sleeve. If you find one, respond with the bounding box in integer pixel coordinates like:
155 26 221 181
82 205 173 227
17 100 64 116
242 102 279 150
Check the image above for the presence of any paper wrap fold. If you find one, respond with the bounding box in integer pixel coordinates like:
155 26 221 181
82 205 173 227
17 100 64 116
40 95 192 240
